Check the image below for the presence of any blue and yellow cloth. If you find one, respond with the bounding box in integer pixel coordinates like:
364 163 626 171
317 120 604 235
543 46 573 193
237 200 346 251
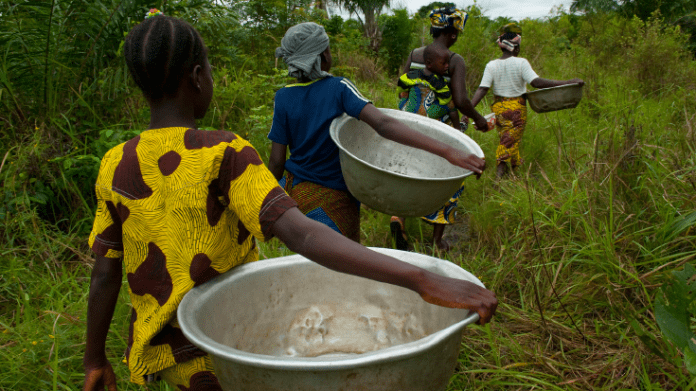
429 7 468 32
398 69 456 125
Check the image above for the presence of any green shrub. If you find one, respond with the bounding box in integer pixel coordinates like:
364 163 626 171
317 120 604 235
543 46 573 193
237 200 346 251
379 8 415 75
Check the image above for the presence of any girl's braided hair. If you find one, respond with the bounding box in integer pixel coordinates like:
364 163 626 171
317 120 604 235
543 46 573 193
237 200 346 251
124 14 207 100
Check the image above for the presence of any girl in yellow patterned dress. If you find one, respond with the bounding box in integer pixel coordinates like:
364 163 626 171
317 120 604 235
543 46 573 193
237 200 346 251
83 11 497 391
471 23 584 178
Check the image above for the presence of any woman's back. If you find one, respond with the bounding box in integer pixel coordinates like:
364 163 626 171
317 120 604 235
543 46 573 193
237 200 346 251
268 76 370 191
479 57 538 98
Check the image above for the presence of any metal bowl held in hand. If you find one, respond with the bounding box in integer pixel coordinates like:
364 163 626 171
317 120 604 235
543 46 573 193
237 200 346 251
329 108 483 217
524 83 583 113
178 248 483 391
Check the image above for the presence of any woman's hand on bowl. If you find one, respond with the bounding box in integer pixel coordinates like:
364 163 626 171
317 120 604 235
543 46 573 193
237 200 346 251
472 114 489 132
446 149 486 178
417 272 498 325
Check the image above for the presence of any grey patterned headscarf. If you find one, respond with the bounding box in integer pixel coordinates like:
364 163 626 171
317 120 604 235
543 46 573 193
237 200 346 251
275 22 331 80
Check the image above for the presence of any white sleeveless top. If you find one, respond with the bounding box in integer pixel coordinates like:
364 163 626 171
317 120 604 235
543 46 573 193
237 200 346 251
479 57 539 98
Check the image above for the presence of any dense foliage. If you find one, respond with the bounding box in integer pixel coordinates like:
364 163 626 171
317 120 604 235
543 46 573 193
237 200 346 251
1 1 696 389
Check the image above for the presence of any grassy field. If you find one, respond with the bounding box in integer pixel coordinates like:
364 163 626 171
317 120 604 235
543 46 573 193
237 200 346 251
2 7 696 391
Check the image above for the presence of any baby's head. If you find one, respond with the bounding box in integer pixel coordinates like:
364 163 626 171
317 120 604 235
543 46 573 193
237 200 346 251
124 12 212 118
423 45 450 75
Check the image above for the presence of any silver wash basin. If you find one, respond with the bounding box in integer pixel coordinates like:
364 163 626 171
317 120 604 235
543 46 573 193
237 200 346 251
329 108 483 217
178 248 483 391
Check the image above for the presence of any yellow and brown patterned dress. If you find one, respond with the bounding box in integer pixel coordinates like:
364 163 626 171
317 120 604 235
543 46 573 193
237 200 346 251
89 127 297 385
492 96 527 167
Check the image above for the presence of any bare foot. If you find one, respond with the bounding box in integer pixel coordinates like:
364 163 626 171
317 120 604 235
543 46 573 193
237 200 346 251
496 162 509 179
434 238 451 252
390 216 409 251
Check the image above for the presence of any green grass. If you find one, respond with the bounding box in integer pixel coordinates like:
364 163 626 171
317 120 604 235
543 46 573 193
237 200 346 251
2 9 696 391
3 83 696 391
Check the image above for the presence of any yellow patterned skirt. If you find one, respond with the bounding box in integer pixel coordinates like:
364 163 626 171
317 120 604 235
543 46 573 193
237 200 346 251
491 96 527 167
154 355 222 389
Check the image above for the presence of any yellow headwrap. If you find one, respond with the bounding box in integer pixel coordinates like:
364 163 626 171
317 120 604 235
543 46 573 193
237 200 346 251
429 7 468 32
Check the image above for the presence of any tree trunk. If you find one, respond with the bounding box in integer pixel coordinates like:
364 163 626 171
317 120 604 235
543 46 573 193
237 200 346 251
363 7 382 52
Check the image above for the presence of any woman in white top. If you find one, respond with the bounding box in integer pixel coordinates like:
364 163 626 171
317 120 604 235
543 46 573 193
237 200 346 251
471 23 583 178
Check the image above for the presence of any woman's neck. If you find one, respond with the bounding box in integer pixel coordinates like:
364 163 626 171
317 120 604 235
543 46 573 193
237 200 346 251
432 36 452 49
148 98 197 130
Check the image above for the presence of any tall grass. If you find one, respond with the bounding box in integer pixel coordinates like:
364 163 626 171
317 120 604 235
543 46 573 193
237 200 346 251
1 6 696 391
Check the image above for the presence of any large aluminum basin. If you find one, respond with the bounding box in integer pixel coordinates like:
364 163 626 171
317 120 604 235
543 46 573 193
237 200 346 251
524 83 583 113
329 108 483 217
178 248 482 391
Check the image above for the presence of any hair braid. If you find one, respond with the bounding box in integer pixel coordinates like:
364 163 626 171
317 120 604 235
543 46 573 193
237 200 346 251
124 15 206 100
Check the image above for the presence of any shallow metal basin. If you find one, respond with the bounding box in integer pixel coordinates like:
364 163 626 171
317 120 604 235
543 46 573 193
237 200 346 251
524 83 583 113
178 248 483 391
329 108 483 217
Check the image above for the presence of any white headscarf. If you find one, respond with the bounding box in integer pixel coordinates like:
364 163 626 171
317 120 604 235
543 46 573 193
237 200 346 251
275 22 331 80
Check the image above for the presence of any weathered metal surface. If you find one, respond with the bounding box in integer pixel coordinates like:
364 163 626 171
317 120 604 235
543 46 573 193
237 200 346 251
329 108 483 217
178 248 483 391
525 83 583 113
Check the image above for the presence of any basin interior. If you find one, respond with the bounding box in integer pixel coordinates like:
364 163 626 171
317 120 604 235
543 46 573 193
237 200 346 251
190 257 470 359
334 113 469 179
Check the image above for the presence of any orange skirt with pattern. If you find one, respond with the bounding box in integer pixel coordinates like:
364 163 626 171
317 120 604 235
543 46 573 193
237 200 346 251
281 173 361 242
491 96 527 166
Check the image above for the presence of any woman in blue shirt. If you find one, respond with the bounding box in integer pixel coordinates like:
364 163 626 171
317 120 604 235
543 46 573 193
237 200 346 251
268 22 486 242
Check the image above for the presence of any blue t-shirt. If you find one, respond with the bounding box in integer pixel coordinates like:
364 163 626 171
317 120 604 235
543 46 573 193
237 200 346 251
268 76 371 191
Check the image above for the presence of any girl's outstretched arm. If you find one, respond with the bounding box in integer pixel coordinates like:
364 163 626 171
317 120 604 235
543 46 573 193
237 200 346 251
358 104 485 176
530 77 584 89
470 87 489 109
270 207 498 324
83 255 121 391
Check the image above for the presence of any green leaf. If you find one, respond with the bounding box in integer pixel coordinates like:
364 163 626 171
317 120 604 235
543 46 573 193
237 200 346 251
655 264 696 370
664 211 696 241
684 340 696 375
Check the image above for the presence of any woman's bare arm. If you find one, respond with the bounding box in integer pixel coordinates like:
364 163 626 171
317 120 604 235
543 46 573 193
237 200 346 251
269 142 287 181
470 86 489 108
83 255 121 391
358 104 485 175
448 55 487 131
530 77 584 89
270 207 498 324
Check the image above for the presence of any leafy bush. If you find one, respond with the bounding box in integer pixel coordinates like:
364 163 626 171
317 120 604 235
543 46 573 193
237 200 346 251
379 8 414 75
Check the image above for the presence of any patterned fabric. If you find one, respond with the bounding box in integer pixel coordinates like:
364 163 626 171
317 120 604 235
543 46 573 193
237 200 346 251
500 22 522 35
280 172 360 242
398 69 452 106
398 67 462 225
88 127 297 384
429 7 468 32
398 70 456 125
492 96 527 166
422 185 465 225
155 355 222 390
498 34 521 52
